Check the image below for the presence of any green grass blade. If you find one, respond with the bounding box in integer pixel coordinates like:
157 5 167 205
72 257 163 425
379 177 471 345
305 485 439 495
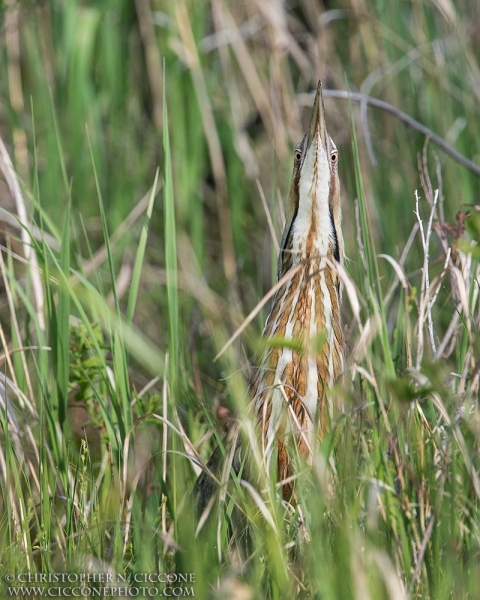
48 98 72 430
56 185 71 429
126 168 160 324
163 77 179 385
87 128 121 318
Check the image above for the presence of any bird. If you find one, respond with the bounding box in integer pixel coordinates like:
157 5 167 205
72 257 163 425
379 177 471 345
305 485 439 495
195 80 344 513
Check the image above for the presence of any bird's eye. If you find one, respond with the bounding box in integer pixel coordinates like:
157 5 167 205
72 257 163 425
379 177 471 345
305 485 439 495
331 151 338 164
294 149 302 162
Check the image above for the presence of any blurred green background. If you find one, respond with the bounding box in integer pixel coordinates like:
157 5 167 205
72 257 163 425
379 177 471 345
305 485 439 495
2 0 479 374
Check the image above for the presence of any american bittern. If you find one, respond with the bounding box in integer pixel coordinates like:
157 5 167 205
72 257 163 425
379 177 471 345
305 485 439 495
196 80 343 511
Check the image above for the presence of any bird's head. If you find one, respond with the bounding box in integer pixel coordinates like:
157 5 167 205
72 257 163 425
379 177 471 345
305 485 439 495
277 81 343 280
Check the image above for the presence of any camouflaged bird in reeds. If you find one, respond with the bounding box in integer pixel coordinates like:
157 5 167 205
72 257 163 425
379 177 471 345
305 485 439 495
196 81 344 511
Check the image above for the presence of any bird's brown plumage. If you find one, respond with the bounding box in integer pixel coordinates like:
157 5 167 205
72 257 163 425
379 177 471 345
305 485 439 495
196 80 344 511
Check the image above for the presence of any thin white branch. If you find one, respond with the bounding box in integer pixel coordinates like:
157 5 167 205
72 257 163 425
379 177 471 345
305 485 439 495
425 190 439 360
414 189 439 366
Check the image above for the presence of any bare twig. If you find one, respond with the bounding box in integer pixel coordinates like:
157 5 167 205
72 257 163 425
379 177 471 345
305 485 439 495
424 190 439 359
298 90 480 178
414 189 439 365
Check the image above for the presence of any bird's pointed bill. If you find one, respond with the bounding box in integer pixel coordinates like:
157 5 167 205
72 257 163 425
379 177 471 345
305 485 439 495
305 81 327 154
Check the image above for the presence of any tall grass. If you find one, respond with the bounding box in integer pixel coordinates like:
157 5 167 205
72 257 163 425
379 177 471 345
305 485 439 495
0 0 479 598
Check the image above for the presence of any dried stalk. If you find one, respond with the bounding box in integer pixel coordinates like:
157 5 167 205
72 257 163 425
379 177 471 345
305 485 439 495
0 136 45 331
414 189 439 366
